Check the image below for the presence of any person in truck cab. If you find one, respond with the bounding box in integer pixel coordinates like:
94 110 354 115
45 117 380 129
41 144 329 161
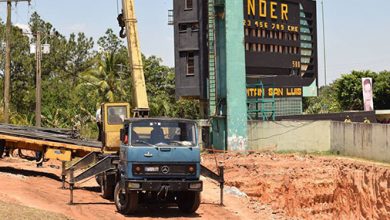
150 127 165 144
108 108 123 124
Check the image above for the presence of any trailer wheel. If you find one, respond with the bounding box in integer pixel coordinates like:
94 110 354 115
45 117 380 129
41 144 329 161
114 182 138 215
177 191 201 214
101 173 115 200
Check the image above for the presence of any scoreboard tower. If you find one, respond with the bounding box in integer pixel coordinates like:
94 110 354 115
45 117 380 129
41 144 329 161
172 0 318 150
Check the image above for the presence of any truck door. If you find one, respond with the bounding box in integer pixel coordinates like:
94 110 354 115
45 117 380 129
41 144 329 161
102 103 130 152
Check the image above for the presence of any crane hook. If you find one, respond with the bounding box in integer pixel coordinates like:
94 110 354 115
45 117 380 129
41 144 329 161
117 12 126 38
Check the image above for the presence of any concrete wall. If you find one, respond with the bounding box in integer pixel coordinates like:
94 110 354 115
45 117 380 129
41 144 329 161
248 121 390 163
331 122 390 163
248 121 331 152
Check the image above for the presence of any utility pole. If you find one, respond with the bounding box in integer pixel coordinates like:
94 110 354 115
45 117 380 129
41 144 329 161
2 0 31 124
35 31 42 127
4 0 11 124
321 0 328 86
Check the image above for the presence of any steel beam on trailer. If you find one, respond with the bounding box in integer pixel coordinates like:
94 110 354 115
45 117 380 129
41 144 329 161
65 151 100 173
74 155 117 183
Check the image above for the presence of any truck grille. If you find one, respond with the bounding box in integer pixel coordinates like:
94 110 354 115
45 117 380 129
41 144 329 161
132 164 196 176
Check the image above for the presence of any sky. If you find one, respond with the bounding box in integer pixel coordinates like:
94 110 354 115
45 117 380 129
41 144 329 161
1 0 390 86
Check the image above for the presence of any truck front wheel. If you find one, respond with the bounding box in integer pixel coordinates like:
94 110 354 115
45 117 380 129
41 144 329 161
177 191 201 214
114 182 138 215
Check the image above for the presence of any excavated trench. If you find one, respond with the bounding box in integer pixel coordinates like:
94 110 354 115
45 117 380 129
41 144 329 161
202 153 390 219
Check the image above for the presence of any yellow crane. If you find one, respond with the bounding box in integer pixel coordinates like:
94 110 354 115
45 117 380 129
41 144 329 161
121 0 149 118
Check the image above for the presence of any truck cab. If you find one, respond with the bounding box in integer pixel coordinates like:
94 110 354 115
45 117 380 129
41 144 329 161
114 118 202 214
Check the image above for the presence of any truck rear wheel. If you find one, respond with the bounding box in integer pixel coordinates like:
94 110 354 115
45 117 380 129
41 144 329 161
114 182 138 215
101 173 115 200
177 191 201 214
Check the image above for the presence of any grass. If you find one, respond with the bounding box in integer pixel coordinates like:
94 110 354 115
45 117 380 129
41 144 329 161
0 201 71 220
79 123 99 140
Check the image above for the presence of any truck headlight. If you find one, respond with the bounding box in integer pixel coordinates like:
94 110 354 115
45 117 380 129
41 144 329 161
128 182 141 189
133 165 142 174
189 183 202 189
188 165 196 173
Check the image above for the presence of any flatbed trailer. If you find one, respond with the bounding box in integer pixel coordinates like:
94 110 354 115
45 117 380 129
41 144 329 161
0 124 102 161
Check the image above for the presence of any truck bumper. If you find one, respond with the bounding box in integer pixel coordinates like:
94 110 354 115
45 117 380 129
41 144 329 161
126 180 203 192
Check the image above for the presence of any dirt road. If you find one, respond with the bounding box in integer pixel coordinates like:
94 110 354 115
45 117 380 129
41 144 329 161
0 157 280 220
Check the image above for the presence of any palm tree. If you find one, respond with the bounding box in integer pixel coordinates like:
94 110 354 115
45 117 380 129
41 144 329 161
79 51 129 103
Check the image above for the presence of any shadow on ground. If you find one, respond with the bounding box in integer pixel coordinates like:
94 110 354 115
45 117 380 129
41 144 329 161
127 206 201 218
0 166 61 181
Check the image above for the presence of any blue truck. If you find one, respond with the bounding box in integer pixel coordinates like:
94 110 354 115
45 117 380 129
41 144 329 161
115 118 203 214
65 105 223 215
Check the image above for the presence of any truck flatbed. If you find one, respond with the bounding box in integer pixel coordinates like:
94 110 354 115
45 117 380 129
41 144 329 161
0 124 102 159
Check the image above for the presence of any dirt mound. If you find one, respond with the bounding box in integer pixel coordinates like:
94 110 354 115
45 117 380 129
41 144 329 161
202 153 390 219
333 163 390 219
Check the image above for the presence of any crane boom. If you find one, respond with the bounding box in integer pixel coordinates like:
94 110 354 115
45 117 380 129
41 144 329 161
122 0 149 117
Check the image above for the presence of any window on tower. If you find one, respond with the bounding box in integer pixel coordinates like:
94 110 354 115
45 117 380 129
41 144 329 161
186 52 195 76
185 0 193 10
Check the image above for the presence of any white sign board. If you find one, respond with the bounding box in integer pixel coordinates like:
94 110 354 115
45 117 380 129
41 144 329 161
42 44 50 54
362 78 374 111
30 43 36 54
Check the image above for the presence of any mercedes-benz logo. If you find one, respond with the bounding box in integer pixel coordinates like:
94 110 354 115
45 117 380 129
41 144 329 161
161 166 170 174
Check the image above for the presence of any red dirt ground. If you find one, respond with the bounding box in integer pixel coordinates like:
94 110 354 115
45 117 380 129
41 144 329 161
1 153 389 219
0 157 285 220
202 152 390 219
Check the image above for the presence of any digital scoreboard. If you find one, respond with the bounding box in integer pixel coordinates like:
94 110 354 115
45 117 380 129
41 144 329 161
172 0 317 100
244 0 318 97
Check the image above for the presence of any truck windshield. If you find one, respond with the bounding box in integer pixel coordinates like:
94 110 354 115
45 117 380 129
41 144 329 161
130 120 196 147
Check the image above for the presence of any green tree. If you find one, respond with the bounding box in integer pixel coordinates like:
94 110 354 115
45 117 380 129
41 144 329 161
97 29 125 54
0 21 35 118
0 16 200 133
373 71 390 109
80 51 128 103
303 85 341 114
27 12 97 128
333 70 390 110
334 71 372 110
